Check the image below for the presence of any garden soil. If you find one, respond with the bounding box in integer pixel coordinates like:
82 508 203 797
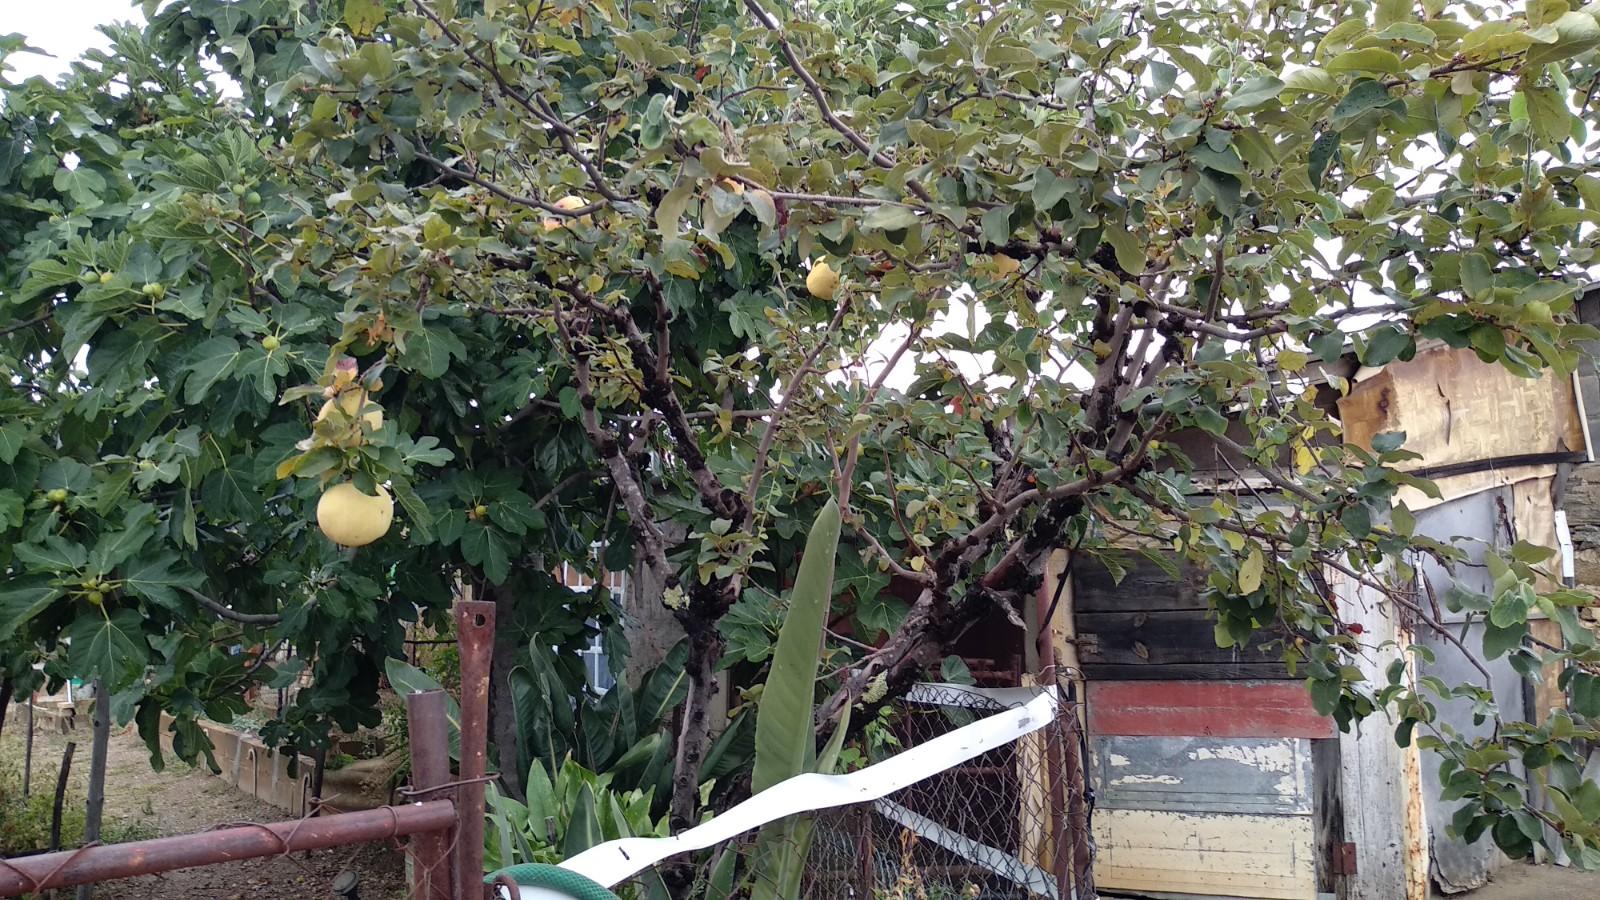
3 713 405 899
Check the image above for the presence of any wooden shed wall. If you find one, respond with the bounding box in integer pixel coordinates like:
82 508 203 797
1074 555 1328 900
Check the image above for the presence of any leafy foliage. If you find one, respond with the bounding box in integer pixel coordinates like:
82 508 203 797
5 0 1600 868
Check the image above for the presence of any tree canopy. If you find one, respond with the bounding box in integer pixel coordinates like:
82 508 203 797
6 0 1600 866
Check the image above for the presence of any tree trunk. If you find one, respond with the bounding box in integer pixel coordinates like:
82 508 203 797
668 622 724 830
0 677 13 746
77 680 110 900
488 581 524 802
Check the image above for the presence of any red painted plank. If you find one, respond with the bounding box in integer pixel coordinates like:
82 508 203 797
1086 680 1334 739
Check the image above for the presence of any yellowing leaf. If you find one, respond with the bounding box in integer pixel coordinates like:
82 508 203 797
1239 546 1265 594
1295 443 1317 475
343 0 385 36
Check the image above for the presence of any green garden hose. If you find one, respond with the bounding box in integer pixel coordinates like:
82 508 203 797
486 863 621 900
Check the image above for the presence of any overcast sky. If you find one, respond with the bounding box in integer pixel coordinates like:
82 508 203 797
5 1 146 82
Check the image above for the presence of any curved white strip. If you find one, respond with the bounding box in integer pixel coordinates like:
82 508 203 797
506 685 1057 896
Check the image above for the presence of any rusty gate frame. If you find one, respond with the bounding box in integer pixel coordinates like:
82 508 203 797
0 600 497 900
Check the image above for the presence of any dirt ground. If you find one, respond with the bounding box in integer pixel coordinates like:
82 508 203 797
1452 861 1600 900
2 709 405 899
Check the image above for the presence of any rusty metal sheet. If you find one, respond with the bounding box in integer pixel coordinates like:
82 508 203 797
1090 735 1314 816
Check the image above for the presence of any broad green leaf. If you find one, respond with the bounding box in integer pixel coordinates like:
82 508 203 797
0 423 26 464
122 552 205 610
386 658 462 760
1526 12 1600 65
68 609 147 688
1105 223 1147 276
461 520 512 584
862 205 921 233
1223 76 1284 111
1331 80 1395 128
1147 60 1177 96
1282 67 1339 95
1308 132 1341 189
1523 87 1572 146
1191 144 1246 176
1325 48 1402 74
15 535 87 573
399 322 466 378
183 336 242 404
0 577 61 641
1032 168 1070 210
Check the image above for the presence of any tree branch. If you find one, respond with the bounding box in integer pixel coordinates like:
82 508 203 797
742 0 934 204
743 296 850 524
182 587 284 625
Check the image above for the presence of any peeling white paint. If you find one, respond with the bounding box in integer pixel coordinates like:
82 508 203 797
1112 773 1183 786
1108 753 1131 767
1187 741 1295 773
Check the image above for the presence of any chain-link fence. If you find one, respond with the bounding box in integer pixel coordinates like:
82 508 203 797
640 679 1094 900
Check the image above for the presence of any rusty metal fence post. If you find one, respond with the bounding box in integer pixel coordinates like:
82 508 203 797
405 689 455 900
454 600 495 900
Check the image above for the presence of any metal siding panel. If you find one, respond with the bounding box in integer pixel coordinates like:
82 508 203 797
1412 494 1526 893
1091 735 1314 815
1087 680 1334 738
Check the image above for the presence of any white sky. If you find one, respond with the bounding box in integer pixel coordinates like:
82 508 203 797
4 1 144 82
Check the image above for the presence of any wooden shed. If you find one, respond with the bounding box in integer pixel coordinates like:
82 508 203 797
1042 342 1591 900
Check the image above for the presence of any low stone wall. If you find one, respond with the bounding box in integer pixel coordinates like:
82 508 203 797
158 715 315 815
154 715 397 815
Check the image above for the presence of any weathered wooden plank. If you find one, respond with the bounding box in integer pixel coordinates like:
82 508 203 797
1338 345 1587 476
1093 809 1316 900
1072 554 1207 612
1077 609 1289 670
1330 569 1428 900
1086 680 1333 739
1079 662 1296 680
1090 735 1314 815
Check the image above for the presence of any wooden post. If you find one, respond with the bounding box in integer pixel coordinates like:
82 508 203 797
77 681 110 900
1332 569 1429 900
24 693 35 797
51 741 77 852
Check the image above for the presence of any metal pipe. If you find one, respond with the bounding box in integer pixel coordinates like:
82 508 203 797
455 600 496 900
0 801 457 896
406 690 455 900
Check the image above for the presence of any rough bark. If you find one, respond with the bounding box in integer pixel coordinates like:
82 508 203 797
0 677 12 746
488 580 525 801
74 681 110 899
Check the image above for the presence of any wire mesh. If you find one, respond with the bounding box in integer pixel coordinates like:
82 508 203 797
655 680 1093 900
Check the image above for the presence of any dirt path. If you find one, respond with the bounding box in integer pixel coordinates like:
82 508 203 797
3 708 405 899
1451 861 1600 900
